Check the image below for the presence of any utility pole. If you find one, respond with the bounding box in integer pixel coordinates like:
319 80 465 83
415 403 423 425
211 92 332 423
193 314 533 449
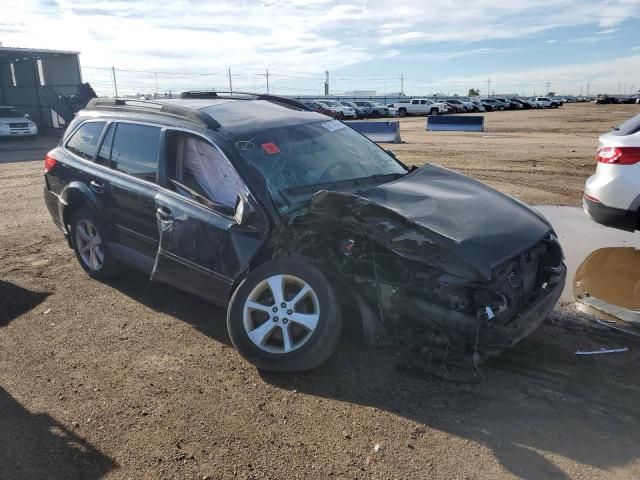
580 85 583 96
154 72 159 97
228 68 233 94
266 69 270 94
586 82 590 97
486 78 491 97
400 73 404 95
111 66 118 98
624 81 627 94
545 81 551 95
324 71 329 96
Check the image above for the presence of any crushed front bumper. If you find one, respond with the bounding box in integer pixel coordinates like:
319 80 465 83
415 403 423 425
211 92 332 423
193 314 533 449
405 264 567 359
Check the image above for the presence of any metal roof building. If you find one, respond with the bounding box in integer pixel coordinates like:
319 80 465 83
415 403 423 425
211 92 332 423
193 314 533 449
0 46 95 133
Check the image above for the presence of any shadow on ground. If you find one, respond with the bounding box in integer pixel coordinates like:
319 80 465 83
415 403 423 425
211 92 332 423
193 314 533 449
104 270 232 346
0 387 117 479
93 270 640 478
261 318 640 479
0 280 49 327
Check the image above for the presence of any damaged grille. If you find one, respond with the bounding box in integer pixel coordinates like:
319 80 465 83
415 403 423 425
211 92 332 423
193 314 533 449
491 234 563 323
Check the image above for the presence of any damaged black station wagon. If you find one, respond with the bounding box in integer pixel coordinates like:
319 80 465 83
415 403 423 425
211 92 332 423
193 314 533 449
44 92 566 372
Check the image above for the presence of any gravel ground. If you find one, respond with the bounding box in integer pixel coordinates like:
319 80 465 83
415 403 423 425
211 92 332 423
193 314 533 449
1 103 640 480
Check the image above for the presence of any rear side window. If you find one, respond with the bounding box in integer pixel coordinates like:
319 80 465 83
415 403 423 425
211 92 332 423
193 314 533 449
110 123 161 181
66 122 106 160
611 113 640 136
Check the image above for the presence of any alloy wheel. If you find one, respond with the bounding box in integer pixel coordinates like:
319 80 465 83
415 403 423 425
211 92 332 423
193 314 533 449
243 274 320 354
75 219 104 271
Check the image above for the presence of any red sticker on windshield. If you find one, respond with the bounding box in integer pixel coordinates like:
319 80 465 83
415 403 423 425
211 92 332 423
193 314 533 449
261 142 280 154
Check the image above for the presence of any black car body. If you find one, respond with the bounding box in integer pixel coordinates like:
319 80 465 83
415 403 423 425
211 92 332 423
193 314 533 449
352 101 389 118
510 98 533 109
43 94 566 371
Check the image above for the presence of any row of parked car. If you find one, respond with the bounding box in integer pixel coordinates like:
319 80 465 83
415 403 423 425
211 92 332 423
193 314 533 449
389 96 566 116
301 100 392 119
300 96 568 119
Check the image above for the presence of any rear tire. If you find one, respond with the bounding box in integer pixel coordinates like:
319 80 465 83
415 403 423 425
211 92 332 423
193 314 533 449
430 108 439 116
398 108 407 117
70 208 119 280
227 258 342 372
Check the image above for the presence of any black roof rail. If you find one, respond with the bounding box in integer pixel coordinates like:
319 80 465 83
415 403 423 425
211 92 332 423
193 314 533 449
178 90 312 111
85 98 221 129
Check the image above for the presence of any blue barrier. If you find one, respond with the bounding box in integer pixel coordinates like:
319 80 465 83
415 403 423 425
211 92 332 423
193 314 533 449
426 115 484 132
344 121 401 143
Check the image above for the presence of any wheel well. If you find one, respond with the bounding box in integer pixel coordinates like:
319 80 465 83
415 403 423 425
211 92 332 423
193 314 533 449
62 195 89 232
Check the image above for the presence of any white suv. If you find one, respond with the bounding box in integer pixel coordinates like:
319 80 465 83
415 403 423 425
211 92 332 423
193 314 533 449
583 113 640 231
0 105 38 138
533 97 559 109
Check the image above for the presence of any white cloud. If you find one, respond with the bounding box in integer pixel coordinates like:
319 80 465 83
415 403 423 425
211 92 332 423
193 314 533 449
1 0 639 94
545 39 558 44
633 46 640 51
596 28 618 34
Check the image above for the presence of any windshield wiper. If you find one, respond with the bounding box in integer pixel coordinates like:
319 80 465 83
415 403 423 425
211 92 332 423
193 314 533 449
280 172 404 197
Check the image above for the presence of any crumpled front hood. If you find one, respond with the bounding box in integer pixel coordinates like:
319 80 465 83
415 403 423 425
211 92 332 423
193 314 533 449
311 164 553 280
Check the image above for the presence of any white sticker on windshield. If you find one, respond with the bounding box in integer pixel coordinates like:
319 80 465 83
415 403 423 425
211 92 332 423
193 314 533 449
321 120 346 132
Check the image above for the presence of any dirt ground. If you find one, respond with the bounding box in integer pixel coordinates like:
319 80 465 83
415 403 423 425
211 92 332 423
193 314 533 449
1 103 640 480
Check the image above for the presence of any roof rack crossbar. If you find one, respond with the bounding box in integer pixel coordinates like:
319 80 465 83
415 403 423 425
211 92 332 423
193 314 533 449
179 90 312 111
85 98 221 129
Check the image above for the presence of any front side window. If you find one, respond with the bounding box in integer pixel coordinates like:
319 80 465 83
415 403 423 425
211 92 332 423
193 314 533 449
235 121 407 208
65 121 106 160
167 132 246 212
110 123 161 181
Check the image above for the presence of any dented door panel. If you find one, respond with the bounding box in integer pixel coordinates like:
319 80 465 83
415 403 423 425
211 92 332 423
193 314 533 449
151 190 263 305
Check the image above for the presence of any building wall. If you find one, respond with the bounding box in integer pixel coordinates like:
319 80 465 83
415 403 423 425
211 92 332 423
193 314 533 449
42 55 81 86
0 52 84 132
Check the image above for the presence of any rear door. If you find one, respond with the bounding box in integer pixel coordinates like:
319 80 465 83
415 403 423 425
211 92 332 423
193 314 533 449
105 122 163 262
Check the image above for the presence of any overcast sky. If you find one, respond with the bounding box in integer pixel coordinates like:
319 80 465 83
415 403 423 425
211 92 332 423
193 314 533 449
2 0 640 96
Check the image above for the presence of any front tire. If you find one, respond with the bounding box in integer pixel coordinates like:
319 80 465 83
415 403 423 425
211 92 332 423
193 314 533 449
398 108 407 117
430 108 439 116
70 208 119 280
227 258 342 372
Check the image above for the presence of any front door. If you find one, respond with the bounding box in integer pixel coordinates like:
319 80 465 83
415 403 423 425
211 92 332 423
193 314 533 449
150 131 264 305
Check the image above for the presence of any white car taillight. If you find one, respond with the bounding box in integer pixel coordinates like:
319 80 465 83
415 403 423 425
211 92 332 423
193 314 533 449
596 146 640 165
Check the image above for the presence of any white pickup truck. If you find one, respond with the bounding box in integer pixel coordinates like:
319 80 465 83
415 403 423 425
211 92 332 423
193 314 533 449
534 97 560 108
392 98 449 116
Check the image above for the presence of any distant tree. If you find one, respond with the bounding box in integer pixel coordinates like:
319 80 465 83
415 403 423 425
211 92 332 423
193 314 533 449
468 88 480 97
548 91 556 97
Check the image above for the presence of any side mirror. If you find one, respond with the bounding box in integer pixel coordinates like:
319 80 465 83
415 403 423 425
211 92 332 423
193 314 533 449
234 194 255 226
